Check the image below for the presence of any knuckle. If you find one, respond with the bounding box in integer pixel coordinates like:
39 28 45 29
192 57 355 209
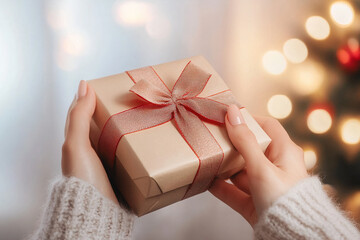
62 140 75 155
68 107 79 120
291 143 304 156
295 144 304 154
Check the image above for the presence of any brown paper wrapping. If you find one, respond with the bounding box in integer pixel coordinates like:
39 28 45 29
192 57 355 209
88 56 271 216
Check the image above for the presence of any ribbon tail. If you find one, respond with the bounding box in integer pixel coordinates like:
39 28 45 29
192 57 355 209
98 104 175 169
173 105 224 199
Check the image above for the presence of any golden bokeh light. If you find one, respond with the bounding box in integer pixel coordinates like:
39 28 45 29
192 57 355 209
283 38 308 63
113 1 152 26
305 16 330 40
60 34 87 56
304 148 317 170
340 118 360 144
307 109 332 134
262 50 287 75
348 38 359 53
290 60 325 95
330 1 355 27
267 95 292 119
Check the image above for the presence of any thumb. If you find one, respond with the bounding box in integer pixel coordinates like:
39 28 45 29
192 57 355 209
65 80 96 146
225 105 269 175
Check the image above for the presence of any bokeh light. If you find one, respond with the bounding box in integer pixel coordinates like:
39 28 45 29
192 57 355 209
330 1 354 27
262 50 287 75
290 60 325 95
344 191 360 222
60 34 87 56
307 109 332 134
348 38 360 53
304 148 317 170
305 16 330 40
113 1 152 26
283 38 308 63
267 94 292 119
337 48 351 65
340 118 360 144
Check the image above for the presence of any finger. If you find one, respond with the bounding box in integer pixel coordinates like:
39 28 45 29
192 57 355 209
253 116 291 143
66 80 96 146
225 105 270 174
253 116 294 155
64 95 77 138
209 179 256 226
253 116 304 170
230 170 250 194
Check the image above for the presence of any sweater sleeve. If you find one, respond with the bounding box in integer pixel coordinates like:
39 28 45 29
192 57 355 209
254 176 360 240
29 176 135 240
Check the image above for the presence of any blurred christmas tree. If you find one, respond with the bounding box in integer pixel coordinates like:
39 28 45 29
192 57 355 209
263 1 360 222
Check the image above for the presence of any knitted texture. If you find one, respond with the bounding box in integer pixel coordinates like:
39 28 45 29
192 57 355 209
254 176 360 240
29 177 135 240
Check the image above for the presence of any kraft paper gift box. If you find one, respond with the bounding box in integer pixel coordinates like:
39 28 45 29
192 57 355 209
88 56 271 216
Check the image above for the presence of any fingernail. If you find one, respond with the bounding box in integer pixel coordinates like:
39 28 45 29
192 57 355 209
77 80 87 99
227 104 244 126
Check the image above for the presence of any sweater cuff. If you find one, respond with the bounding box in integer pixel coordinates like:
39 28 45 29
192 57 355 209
254 176 360 240
32 176 135 240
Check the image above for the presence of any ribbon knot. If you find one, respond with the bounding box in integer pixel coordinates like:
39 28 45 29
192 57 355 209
98 61 238 199
129 61 229 124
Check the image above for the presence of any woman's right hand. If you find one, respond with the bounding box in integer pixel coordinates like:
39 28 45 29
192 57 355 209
209 105 309 226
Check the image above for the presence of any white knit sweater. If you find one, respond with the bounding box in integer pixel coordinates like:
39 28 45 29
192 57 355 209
254 177 360 239
30 176 359 239
29 177 135 240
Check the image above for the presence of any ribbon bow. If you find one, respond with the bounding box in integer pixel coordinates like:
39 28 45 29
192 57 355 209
98 61 238 198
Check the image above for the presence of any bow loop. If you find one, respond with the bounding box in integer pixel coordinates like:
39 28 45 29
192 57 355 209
172 61 212 100
130 79 173 106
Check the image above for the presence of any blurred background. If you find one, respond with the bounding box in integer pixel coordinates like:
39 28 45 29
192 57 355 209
1 0 360 239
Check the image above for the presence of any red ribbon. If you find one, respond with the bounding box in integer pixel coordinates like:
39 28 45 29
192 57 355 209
98 61 239 198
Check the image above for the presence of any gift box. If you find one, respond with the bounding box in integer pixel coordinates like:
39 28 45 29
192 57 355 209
88 56 271 216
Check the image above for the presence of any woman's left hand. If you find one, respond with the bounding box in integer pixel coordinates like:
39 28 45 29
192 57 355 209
61 80 118 204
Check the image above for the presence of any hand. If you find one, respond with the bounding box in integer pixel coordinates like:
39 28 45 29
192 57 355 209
61 80 118 204
209 105 309 226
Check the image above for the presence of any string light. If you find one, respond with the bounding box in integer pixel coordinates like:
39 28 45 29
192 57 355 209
262 50 287 75
283 38 308 63
290 60 325 95
305 16 330 40
304 148 317 170
113 1 152 26
307 109 332 134
330 1 354 27
340 118 360 144
267 95 292 119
